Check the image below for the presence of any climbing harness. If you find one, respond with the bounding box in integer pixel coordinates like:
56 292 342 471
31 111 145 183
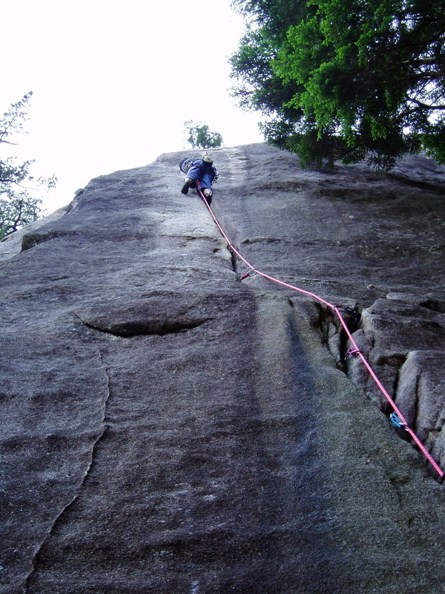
196 188 444 480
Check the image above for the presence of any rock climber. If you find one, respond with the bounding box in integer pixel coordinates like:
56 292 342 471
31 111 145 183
179 153 218 204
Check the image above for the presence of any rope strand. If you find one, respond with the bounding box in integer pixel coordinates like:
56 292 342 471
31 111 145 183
198 189 444 480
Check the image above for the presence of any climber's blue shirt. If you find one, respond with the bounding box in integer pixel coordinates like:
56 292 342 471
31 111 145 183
179 157 217 191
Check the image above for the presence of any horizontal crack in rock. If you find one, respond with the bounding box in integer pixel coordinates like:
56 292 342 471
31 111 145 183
75 314 208 337
419 299 445 314
21 230 78 252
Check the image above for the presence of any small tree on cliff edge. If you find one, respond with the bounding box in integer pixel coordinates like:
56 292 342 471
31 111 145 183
0 92 56 240
185 121 223 150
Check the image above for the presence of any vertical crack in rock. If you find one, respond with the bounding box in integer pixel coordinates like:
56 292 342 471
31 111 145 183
314 298 444 474
394 351 445 458
392 354 424 442
388 353 412 441
393 353 411 410
229 245 238 276
413 373 421 435
313 304 412 432
22 349 111 592
312 303 362 372
371 352 408 412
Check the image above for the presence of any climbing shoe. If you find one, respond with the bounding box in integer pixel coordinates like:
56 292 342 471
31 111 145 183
181 177 193 195
203 188 213 204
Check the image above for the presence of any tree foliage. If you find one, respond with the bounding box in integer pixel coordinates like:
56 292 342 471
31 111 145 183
230 0 445 168
185 121 223 149
0 93 56 239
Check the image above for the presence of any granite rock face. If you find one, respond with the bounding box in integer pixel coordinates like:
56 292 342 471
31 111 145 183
1 144 445 593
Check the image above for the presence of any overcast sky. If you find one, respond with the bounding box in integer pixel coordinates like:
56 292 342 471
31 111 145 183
1 0 263 213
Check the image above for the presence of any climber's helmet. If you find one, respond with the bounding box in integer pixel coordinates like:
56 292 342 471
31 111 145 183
202 154 213 164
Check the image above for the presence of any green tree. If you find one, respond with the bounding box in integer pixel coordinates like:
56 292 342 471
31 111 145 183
230 0 314 161
230 0 445 168
0 92 56 239
185 121 223 149
230 0 306 115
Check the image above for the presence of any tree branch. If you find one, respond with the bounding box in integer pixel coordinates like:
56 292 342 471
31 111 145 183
407 96 445 110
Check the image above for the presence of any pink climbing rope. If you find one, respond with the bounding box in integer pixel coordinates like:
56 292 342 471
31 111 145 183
197 189 444 480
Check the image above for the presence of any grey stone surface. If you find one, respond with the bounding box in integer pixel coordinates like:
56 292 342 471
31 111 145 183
1 144 445 593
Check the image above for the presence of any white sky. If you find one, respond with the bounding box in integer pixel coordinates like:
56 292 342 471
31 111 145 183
1 0 262 213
